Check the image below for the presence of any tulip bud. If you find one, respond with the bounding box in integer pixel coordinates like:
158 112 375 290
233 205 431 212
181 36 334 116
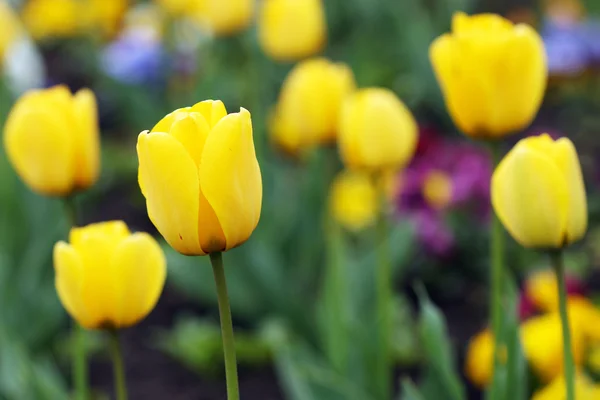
3 85 101 196
22 0 81 39
54 221 166 329
464 329 494 388
329 170 378 231
258 0 326 62
270 58 355 155
430 12 547 139
338 88 418 171
491 134 587 249
137 100 263 256
194 0 254 36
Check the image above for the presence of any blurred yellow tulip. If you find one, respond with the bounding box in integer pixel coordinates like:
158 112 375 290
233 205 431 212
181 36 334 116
270 58 356 154
22 0 81 39
4 85 101 196
464 329 495 388
54 221 166 329
532 372 597 400
0 1 23 57
153 0 195 16
521 312 585 382
137 100 262 256
338 88 418 171
430 12 547 139
194 0 253 36
329 170 378 231
526 269 562 312
491 134 587 249
422 170 453 209
258 0 326 62
82 0 129 39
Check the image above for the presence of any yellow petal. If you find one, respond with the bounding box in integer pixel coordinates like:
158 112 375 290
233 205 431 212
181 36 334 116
70 220 130 248
552 138 587 244
199 108 262 250
4 107 75 195
191 100 227 129
110 232 166 328
329 170 377 231
151 107 192 133
464 329 494 388
72 88 100 190
491 142 568 248
169 113 211 167
137 131 204 255
53 241 92 327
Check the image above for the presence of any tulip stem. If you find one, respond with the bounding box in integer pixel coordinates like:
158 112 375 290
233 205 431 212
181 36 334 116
374 173 392 400
63 197 88 400
210 252 240 400
550 251 575 400
108 330 128 400
488 143 505 400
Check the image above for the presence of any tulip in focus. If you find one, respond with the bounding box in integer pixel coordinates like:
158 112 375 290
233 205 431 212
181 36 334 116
464 329 495 388
4 85 100 196
194 0 254 36
329 170 378 232
258 0 326 62
430 12 547 139
137 100 262 256
270 58 355 154
22 0 81 39
491 134 587 249
54 221 166 329
338 88 418 171
521 312 585 382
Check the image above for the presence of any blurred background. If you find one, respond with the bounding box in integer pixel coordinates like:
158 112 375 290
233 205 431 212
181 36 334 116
2 0 600 399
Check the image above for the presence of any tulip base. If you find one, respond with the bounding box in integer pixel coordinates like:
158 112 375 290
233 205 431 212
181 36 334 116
108 330 128 400
550 251 575 400
210 252 240 400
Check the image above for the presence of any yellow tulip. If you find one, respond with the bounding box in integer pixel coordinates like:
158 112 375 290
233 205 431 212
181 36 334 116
521 312 585 382
526 269 562 312
464 329 495 388
532 372 597 400
491 134 587 248
0 1 23 58
429 12 547 139
82 0 129 39
137 100 262 256
153 0 195 16
22 0 81 39
422 170 453 210
54 221 166 329
270 58 355 155
338 88 418 171
258 0 326 62
329 170 378 231
4 85 101 196
194 0 253 36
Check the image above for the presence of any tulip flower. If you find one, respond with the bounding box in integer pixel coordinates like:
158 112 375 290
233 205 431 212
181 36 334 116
421 170 453 210
491 134 587 249
22 0 81 39
338 88 418 171
270 58 355 155
4 85 100 196
81 0 129 39
54 221 166 329
464 329 495 388
429 12 547 139
258 0 326 62
194 0 254 36
329 170 378 231
532 373 598 400
137 100 262 256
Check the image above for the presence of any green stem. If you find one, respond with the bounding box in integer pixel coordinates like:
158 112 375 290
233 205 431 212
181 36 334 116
550 251 575 400
488 143 504 400
108 330 128 400
375 174 392 400
63 197 88 400
210 252 240 400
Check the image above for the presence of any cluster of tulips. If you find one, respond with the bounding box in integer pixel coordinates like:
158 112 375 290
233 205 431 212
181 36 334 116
1 6 592 400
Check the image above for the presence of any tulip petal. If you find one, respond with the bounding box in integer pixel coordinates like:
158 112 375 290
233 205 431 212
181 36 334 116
4 107 75 195
191 100 227 128
137 132 204 255
169 113 211 167
553 138 587 244
72 89 100 189
54 242 92 328
199 108 262 250
492 144 569 248
111 232 166 327
70 220 130 248
151 107 191 133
